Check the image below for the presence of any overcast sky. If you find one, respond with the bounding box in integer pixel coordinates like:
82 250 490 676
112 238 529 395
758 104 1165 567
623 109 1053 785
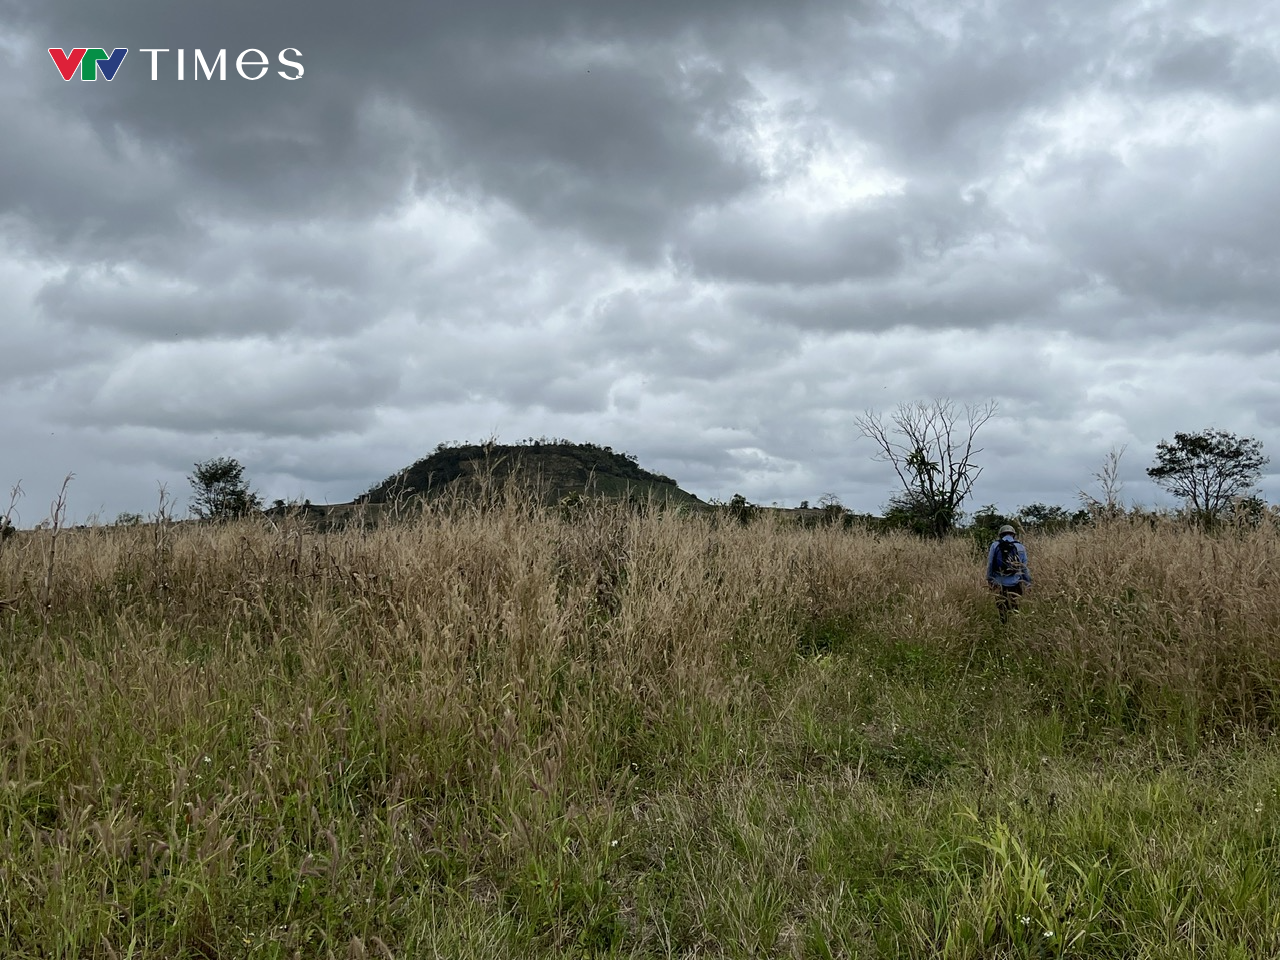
2 0 1278 524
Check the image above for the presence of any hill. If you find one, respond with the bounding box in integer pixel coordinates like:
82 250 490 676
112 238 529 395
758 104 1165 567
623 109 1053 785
357 439 705 508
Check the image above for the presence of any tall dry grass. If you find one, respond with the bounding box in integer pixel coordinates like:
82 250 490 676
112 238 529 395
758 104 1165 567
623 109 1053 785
1 493 1279 956
1020 520 1280 731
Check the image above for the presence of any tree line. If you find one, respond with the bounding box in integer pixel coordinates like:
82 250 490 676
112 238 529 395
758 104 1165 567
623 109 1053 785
844 399 1269 535
168 404 1270 530
718 400 1270 535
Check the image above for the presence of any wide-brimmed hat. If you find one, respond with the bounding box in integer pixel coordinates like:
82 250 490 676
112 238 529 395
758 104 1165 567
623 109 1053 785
998 524 1016 536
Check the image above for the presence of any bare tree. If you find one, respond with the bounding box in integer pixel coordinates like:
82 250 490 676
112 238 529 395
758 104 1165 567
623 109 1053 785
855 399 998 537
1078 445 1127 521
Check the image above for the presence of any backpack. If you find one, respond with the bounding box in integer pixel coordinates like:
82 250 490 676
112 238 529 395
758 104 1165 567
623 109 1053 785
994 538 1022 577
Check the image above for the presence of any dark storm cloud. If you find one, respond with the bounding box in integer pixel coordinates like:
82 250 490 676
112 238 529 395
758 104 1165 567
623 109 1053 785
35 268 360 341
675 186 1006 286
6 0 844 257
791 1 1115 180
728 246 1081 334
0 82 186 257
1134 26 1280 104
68 338 402 438
1030 121 1280 322
411 53 763 257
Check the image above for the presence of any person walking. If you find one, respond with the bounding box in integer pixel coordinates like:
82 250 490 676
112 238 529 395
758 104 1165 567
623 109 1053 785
986 523 1031 623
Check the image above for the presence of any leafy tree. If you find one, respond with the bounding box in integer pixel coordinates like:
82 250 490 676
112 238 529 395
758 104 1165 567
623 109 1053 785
188 457 262 521
1146 429 1268 525
856 399 998 537
967 503 1013 544
725 493 758 525
1225 494 1269 529
1016 502 1087 533
817 493 847 526
882 489 943 536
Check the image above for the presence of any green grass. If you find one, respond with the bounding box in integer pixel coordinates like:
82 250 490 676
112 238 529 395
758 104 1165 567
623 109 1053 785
1 505 1279 957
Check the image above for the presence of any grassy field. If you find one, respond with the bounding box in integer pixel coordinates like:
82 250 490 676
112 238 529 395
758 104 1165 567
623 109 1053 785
1 496 1279 958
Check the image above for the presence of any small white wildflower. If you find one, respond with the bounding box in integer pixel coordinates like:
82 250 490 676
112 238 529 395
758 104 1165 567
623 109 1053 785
610 839 619 847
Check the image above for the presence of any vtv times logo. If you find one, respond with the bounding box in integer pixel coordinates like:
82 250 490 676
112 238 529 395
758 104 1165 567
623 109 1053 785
49 47 305 81
49 48 127 81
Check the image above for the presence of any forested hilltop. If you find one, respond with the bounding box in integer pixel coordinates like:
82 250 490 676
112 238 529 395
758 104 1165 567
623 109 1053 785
358 439 704 507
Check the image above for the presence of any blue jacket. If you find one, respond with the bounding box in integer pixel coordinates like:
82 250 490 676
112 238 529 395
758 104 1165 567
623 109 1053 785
986 535 1031 587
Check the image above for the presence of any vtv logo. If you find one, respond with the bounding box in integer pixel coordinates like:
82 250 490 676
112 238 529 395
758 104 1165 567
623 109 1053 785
49 48 129 81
